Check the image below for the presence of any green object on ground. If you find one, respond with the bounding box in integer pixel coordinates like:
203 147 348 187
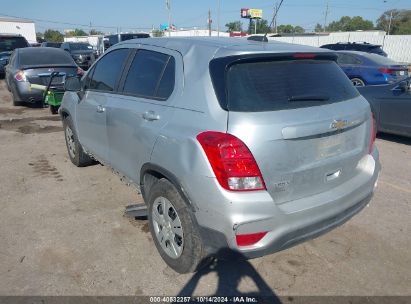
44 90 64 106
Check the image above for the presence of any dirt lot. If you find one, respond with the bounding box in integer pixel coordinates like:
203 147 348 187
0 79 410 297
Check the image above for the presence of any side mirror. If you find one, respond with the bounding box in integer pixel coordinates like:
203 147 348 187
64 76 81 91
398 81 410 92
64 48 70 52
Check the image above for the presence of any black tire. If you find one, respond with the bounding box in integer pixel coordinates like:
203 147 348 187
147 178 207 273
62 116 95 167
350 77 365 87
50 105 59 115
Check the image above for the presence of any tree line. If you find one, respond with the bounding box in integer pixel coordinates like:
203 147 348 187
226 9 411 35
36 28 104 43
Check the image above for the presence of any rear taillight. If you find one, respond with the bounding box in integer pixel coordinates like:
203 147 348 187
236 232 267 247
76 67 84 76
197 131 266 191
293 53 317 59
14 70 26 82
379 67 406 74
369 114 377 154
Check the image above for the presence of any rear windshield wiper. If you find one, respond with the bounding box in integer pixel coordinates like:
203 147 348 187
288 95 330 102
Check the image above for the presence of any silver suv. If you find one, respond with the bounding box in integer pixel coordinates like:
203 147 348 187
60 37 381 273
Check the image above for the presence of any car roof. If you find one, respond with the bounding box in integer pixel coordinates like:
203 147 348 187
18 46 66 54
116 37 330 58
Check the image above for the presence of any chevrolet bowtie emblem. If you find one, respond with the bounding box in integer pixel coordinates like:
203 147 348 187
331 119 348 130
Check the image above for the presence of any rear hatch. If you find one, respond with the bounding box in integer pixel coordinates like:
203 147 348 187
211 53 372 205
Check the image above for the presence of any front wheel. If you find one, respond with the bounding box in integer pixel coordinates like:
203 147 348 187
147 178 207 273
62 116 95 167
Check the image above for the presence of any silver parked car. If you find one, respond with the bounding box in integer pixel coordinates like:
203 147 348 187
60 37 381 273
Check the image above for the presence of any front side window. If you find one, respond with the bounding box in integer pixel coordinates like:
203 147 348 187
89 48 129 92
122 49 175 100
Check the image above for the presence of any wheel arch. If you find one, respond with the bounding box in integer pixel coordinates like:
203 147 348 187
140 163 197 212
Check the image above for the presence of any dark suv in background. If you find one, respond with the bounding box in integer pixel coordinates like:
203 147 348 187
0 34 29 77
61 42 96 70
320 42 387 57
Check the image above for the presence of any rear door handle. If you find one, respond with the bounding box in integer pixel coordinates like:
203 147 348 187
96 105 105 113
142 110 160 121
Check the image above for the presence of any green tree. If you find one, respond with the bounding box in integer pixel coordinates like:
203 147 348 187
43 29 64 42
66 28 88 37
315 23 324 32
225 21 243 32
89 29 104 35
277 24 294 33
327 16 373 32
376 9 411 34
294 26 305 34
152 29 164 37
36 32 44 43
248 19 270 34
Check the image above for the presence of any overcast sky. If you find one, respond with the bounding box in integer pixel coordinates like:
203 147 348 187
1 0 409 33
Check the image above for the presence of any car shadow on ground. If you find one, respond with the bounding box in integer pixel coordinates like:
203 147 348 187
175 249 280 303
377 133 411 145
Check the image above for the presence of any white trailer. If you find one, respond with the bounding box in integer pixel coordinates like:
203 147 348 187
0 17 36 44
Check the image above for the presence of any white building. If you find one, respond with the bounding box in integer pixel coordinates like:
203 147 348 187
0 17 36 43
167 29 229 37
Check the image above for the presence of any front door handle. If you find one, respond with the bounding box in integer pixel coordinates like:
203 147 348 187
142 110 160 121
96 105 105 113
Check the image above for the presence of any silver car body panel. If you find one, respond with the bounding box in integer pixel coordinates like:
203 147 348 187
60 37 381 258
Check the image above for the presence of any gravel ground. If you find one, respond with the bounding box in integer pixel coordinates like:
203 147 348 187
0 79 410 297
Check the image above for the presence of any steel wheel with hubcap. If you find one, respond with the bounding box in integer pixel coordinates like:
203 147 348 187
62 116 95 167
65 125 76 159
147 178 207 273
152 196 184 259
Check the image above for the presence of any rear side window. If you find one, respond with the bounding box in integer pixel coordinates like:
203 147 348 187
337 54 361 65
226 60 359 112
122 49 175 100
89 48 129 92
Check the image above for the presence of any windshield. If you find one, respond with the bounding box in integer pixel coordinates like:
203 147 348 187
69 43 93 51
0 36 28 52
226 60 359 112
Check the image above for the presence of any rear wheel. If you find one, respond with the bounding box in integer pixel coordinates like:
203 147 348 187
350 78 365 87
147 178 207 273
63 116 95 167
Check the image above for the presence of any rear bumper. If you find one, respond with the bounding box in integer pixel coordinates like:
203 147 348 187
14 82 44 103
191 149 381 258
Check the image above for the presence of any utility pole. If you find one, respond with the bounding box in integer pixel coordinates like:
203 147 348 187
273 2 279 33
387 10 393 35
323 0 329 33
166 0 172 37
208 9 212 36
217 0 221 37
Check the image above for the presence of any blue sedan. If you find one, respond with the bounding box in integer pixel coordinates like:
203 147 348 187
358 78 411 138
336 51 409 86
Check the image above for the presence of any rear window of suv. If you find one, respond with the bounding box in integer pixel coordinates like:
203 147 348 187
223 59 359 112
0 36 28 52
